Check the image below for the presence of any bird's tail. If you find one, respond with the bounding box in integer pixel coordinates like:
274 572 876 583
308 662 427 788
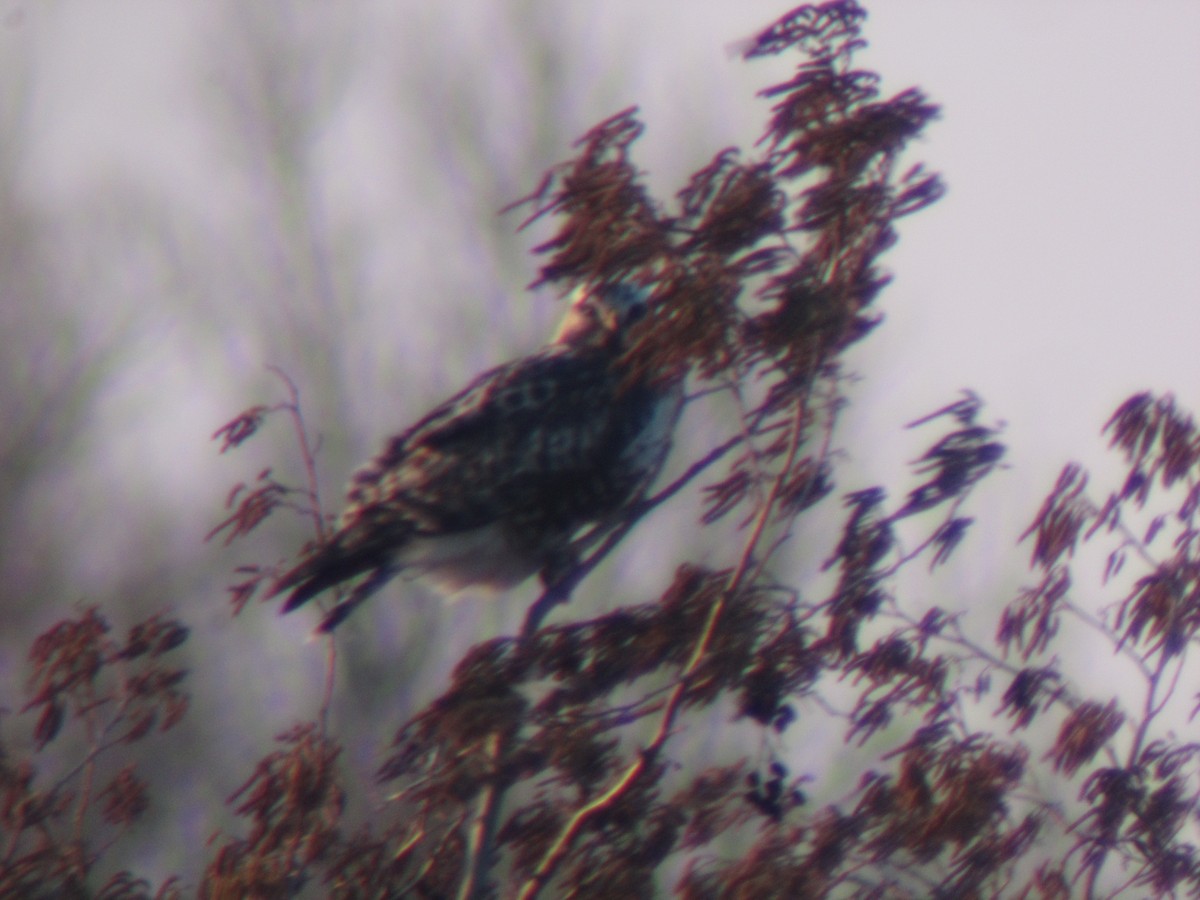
266 537 397 618
311 563 402 632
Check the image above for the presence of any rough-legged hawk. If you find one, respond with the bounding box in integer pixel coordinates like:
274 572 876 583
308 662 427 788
268 283 684 631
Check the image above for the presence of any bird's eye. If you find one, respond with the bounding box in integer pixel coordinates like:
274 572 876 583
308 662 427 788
624 303 648 324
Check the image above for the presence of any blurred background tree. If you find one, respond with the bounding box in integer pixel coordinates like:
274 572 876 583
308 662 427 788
2 1 1200 898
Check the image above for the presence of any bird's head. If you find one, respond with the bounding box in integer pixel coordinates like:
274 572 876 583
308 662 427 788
552 283 650 346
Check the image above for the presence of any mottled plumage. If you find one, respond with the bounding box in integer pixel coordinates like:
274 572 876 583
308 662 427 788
268 284 684 631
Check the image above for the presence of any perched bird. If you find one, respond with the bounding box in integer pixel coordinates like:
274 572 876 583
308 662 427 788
268 283 684 631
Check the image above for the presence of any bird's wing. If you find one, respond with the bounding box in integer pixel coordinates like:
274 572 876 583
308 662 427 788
271 344 675 615
344 343 660 536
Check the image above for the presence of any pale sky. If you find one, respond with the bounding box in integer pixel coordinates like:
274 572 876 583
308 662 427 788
4 0 1199 887
13 1 1199 523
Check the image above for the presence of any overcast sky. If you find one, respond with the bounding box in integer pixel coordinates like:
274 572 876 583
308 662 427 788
4 0 1199 885
13 0 1199 525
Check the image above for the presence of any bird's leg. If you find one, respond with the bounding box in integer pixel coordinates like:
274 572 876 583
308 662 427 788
521 548 580 638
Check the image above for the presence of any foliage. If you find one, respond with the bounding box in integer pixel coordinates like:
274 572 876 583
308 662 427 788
1 609 188 899
7 3 1200 899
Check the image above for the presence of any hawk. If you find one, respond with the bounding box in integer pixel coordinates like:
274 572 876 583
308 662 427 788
268 283 685 631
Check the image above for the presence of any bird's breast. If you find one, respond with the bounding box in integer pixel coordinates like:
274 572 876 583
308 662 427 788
397 523 545 595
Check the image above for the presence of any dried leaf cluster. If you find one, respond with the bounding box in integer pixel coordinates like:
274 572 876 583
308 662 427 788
2 609 188 899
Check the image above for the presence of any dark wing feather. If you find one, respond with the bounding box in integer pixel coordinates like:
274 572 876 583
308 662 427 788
269 516 414 611
344 343 660 535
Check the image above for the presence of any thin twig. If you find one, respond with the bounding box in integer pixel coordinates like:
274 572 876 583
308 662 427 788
266 366 341 729
460 426 751 897
268 365 327 542
516 392 809 899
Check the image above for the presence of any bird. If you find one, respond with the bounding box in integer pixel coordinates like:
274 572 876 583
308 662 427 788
267 282 685 632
